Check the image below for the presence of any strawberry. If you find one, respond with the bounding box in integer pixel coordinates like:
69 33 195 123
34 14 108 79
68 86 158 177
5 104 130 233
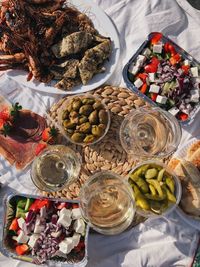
0 119 4 130
0 107 10 121
42 126 58 144
35 143 47 156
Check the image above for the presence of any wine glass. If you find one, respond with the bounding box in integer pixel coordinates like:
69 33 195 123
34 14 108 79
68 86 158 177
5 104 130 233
31 145 81 192
79 171 136 235
119 107 181 159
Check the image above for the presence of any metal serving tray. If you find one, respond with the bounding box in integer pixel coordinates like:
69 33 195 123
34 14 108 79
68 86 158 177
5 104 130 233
0 193 89 266
123 32 200 125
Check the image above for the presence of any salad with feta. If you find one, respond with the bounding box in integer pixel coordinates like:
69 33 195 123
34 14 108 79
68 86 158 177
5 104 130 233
127 32 200 121
4 196 87 264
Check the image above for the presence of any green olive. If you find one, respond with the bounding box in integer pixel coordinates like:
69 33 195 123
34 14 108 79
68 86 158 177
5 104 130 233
67 103 73 112
78 122 91 134
93 101 103 110
62 110 69 120
82 98 95 105
83 134 95 143
99 109 108 124
79 105 93 116
63 120 76 129
72 99 82 111
71 132 85 143
89 110 99 124
91 125 104 137
69 111 79 118
79 115 88 124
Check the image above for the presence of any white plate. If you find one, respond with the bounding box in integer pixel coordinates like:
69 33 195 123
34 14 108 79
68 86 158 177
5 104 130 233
173 138 200 230
5 0 120 95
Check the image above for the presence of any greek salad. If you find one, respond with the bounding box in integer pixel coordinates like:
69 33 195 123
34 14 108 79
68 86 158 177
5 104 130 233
4 196 87 264
127 32 200 121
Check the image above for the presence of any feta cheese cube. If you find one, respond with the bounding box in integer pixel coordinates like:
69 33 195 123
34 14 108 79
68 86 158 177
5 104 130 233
149 84 160 93
168 107 179 116
17 217 25 229
191 67 199 77
134 78 143 88
34 224 45 234
129 64 139 75
72 208 82 220
59 208 71 218
143 48 151 57
74 219 85 235
156 95 167 104
51 230 62 238
16 231 29 244
72 233 81 247
148 73 155 82
137 55 146 65
58 214 72 229
40 206 46 218
190 89 199 102
28 234 39 248
184 59 190 66
153 42 163 54
59 238 74 254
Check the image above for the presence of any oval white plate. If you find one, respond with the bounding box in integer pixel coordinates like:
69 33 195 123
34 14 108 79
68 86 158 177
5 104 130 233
173 138 200 230
6 0 120 95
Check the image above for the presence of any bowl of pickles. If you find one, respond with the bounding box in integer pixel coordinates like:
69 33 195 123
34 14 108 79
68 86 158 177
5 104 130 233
59 94 110 145
128 160 182 217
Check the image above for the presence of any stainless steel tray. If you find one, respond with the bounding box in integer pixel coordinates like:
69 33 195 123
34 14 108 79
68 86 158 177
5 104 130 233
123 32 200 125
0 193 89 266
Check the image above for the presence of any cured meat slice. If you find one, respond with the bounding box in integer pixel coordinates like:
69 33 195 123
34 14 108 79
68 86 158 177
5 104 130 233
0 110 47 169
12 110 47 141
0 134 38 169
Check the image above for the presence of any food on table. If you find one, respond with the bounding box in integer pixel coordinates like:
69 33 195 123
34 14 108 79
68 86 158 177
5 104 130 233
0 0 112 91
31 145 81 192
0 101 46 169
168 140 200 217
127 32 200 121
129 163 178 215
57 95 110 145
4 196 87 264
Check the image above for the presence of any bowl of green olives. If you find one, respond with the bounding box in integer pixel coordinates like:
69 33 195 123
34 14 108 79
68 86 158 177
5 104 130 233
59 94 110 145
128 160 182 217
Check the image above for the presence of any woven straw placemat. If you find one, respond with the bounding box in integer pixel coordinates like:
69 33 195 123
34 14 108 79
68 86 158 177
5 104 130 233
42 85 151 227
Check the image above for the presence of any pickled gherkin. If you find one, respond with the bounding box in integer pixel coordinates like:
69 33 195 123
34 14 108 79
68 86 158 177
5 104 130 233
129 163 177 214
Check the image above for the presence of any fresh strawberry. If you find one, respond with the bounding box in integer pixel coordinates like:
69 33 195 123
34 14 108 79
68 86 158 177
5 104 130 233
0 107 10 121
35 143 47 156
0 119 4 130
42 126 58 144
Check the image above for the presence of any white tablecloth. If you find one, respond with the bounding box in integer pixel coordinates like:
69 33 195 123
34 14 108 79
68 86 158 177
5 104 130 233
1 0 200 266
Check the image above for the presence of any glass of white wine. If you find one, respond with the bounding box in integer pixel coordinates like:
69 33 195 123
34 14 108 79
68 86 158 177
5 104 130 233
120 107 181 159
79 171 135 235
31 145 81 192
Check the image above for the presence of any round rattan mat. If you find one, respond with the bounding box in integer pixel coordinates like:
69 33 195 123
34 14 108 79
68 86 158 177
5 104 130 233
43 85 152 227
